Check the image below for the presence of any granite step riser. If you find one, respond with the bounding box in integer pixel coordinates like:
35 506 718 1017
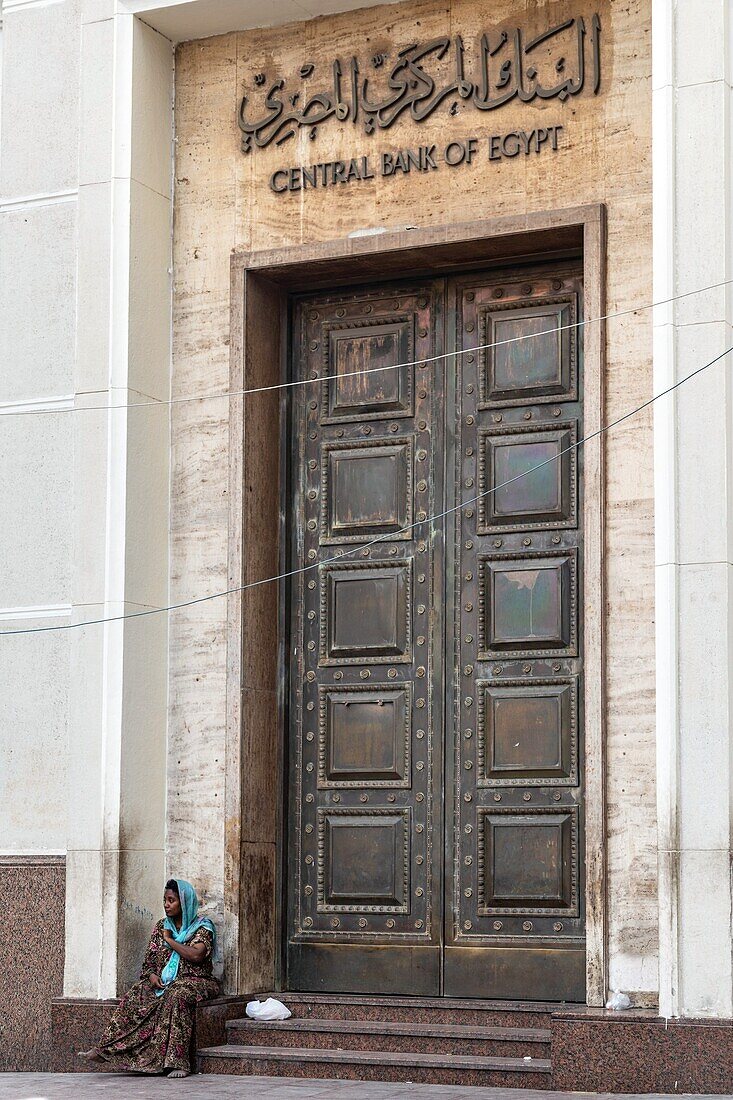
198 1055 552 1088
226 1026 548 1058
281 1005 550 1027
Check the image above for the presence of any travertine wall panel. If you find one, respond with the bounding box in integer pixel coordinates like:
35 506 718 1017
172 0 655 996
169 33 236 950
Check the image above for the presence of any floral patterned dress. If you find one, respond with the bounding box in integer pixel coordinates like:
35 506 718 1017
94 919 219 1074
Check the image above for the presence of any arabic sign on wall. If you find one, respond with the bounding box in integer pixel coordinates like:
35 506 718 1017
237 13 602 193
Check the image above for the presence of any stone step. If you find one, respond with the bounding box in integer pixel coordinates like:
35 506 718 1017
198 1043 553 1087
248 991 562 1028
225 1016 551 1057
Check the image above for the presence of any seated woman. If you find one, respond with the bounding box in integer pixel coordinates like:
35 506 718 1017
79 879 219 1078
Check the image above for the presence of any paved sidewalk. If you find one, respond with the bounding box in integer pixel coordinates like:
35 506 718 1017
0 1077 726 1100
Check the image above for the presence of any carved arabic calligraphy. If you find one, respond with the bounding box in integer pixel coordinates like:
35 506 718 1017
238 14 601 154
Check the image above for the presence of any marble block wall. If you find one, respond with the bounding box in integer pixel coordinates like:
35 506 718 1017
0 857 65 1071
551 1010 733 1092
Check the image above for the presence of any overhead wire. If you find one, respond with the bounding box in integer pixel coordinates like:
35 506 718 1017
2 276 732 416
2 342 731 638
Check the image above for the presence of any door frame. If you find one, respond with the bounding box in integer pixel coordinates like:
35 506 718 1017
227 205 607 1004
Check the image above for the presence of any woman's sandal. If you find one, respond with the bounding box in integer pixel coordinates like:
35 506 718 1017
167 1069 190 1079
77 1050 103 1063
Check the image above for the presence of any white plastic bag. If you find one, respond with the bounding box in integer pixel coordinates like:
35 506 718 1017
605 991 631 1011
245 997 292 1022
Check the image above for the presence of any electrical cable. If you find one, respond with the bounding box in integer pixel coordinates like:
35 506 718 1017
2 342 730 638
3 277 732 417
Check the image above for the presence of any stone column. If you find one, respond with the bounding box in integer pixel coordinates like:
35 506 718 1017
64 8 173 997
653 0 733 1018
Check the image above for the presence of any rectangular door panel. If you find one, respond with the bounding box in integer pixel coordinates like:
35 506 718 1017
477 677 579 786
321 561 412 663
479 296 579 406
319 684 412 787
479 550 578 659
477 807 579 913
324 319 414 421
445 267 585 1003
442 945 585 1001
322 439 413 542
286 283 444 996
320 809 410 908
478 423 578 531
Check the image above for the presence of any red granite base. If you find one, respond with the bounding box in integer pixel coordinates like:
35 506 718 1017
195 996 256 1048
50 999 119 1072
0 857 65 1071
49 996 733 1092
226 1018 549 1057
551 1010 733 1093
258 992 555 1028
198 1051 549 1088
50 994 244 1073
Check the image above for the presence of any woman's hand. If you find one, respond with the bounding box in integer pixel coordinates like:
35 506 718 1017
148 973 164 990
160 926 206 963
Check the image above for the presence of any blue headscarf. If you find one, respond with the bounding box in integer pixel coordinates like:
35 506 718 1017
156 879 216 997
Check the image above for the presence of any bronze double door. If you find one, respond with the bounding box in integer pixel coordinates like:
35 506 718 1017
285 265 585 1001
